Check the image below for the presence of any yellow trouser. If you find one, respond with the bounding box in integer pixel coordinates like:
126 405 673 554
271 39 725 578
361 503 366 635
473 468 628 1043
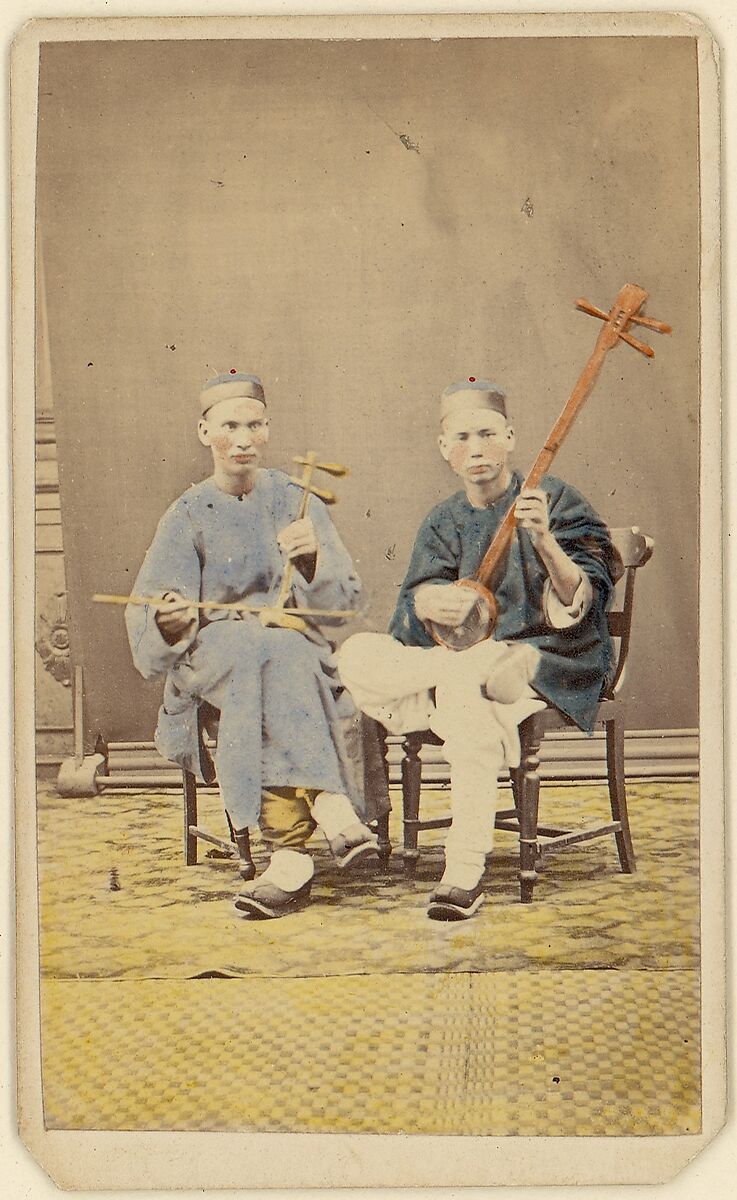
258 786 319 849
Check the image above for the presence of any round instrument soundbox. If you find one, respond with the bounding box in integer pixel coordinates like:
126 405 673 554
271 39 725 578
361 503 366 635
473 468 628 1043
425 579 498 651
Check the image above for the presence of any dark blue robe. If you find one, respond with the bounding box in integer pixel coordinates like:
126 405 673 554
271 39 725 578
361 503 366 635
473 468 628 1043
389 471 622 732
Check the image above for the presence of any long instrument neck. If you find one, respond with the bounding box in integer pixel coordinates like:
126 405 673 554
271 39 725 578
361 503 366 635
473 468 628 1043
474 322 616 590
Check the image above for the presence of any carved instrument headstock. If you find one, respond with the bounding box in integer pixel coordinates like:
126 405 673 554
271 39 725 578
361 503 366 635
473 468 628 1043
575 283 672 357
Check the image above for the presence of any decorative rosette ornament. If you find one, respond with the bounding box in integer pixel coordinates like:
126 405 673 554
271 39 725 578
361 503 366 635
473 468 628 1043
35 590 72 687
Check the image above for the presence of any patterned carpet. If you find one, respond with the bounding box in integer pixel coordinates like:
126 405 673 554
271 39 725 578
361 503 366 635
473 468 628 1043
35 778 701 1137
37 780 699 980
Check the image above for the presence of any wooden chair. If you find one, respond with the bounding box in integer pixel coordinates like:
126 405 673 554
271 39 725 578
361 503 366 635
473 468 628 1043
182 706 392 868
393 527 654 903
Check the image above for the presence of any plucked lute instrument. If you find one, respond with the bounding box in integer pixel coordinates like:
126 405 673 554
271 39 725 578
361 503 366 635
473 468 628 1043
426 283 671 651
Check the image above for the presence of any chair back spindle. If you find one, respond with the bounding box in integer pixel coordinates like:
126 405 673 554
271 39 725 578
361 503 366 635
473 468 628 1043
604 527 655 699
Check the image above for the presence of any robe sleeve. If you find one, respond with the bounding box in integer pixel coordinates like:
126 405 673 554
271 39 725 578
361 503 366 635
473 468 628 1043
125 499 202 681
389 511 461 646
545 482 622 617
291 496 362 619
542 570 593 628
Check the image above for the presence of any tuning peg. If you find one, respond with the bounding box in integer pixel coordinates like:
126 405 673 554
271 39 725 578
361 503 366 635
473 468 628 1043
575 298 609 322
292 456 350 477
617 330 655 358
287 477 338 503
628 313 672 334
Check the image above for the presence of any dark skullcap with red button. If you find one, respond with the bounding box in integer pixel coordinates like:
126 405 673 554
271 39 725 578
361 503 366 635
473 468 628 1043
199 371 266 416
440 378 507 422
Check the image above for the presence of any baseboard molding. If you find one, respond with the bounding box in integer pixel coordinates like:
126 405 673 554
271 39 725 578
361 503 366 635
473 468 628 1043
39 727 699 786
387 728 699 783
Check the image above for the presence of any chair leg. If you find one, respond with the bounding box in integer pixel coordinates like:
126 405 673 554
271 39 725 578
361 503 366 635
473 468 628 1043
375 724 392 866
374 809 392 867
233 827 256 881
509 766 544 865
605 715 636 873
401 733 423 878
183 770 198 865
509 765 523 811
517 729 542 903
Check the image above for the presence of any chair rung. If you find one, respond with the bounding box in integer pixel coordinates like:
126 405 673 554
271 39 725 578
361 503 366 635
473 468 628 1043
493 819 593 838
538 822 621 852
403 817 452 832
189 826 235 854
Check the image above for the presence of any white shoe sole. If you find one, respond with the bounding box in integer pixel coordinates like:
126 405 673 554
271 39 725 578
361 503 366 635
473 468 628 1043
427 893 485 922
334 840 379 869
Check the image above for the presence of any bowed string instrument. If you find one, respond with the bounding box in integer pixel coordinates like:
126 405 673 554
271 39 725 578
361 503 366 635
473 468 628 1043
426 282 671 652
94 451 360 631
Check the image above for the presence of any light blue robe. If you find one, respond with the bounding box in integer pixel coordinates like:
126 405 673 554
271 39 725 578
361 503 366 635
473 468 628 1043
125 470 362 830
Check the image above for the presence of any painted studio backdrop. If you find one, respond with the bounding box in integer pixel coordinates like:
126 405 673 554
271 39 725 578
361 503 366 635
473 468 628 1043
35 36 699 752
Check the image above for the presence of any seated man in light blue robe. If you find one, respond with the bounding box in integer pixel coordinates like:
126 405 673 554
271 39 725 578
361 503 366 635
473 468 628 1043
126 371 377 919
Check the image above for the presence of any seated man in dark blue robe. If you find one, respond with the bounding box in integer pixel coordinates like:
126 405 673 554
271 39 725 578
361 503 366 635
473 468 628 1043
126 371 378 920
338 378 621 921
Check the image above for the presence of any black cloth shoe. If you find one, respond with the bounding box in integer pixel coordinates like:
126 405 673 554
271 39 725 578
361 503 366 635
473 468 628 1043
427 882 484 921
234 878 312 920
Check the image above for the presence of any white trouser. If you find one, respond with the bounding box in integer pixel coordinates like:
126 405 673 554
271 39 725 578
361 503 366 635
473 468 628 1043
337 633 546 888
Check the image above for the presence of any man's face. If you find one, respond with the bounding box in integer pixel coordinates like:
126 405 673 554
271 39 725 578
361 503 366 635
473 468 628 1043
438 408 515 486
198 396 270 479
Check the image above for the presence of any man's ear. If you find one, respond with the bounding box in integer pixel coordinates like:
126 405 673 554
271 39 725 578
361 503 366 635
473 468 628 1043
438 431 451 462
197 418 211 448
505 423 516 453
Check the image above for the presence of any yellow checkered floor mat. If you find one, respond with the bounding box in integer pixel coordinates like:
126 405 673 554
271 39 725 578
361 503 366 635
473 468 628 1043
41 969 700 1136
